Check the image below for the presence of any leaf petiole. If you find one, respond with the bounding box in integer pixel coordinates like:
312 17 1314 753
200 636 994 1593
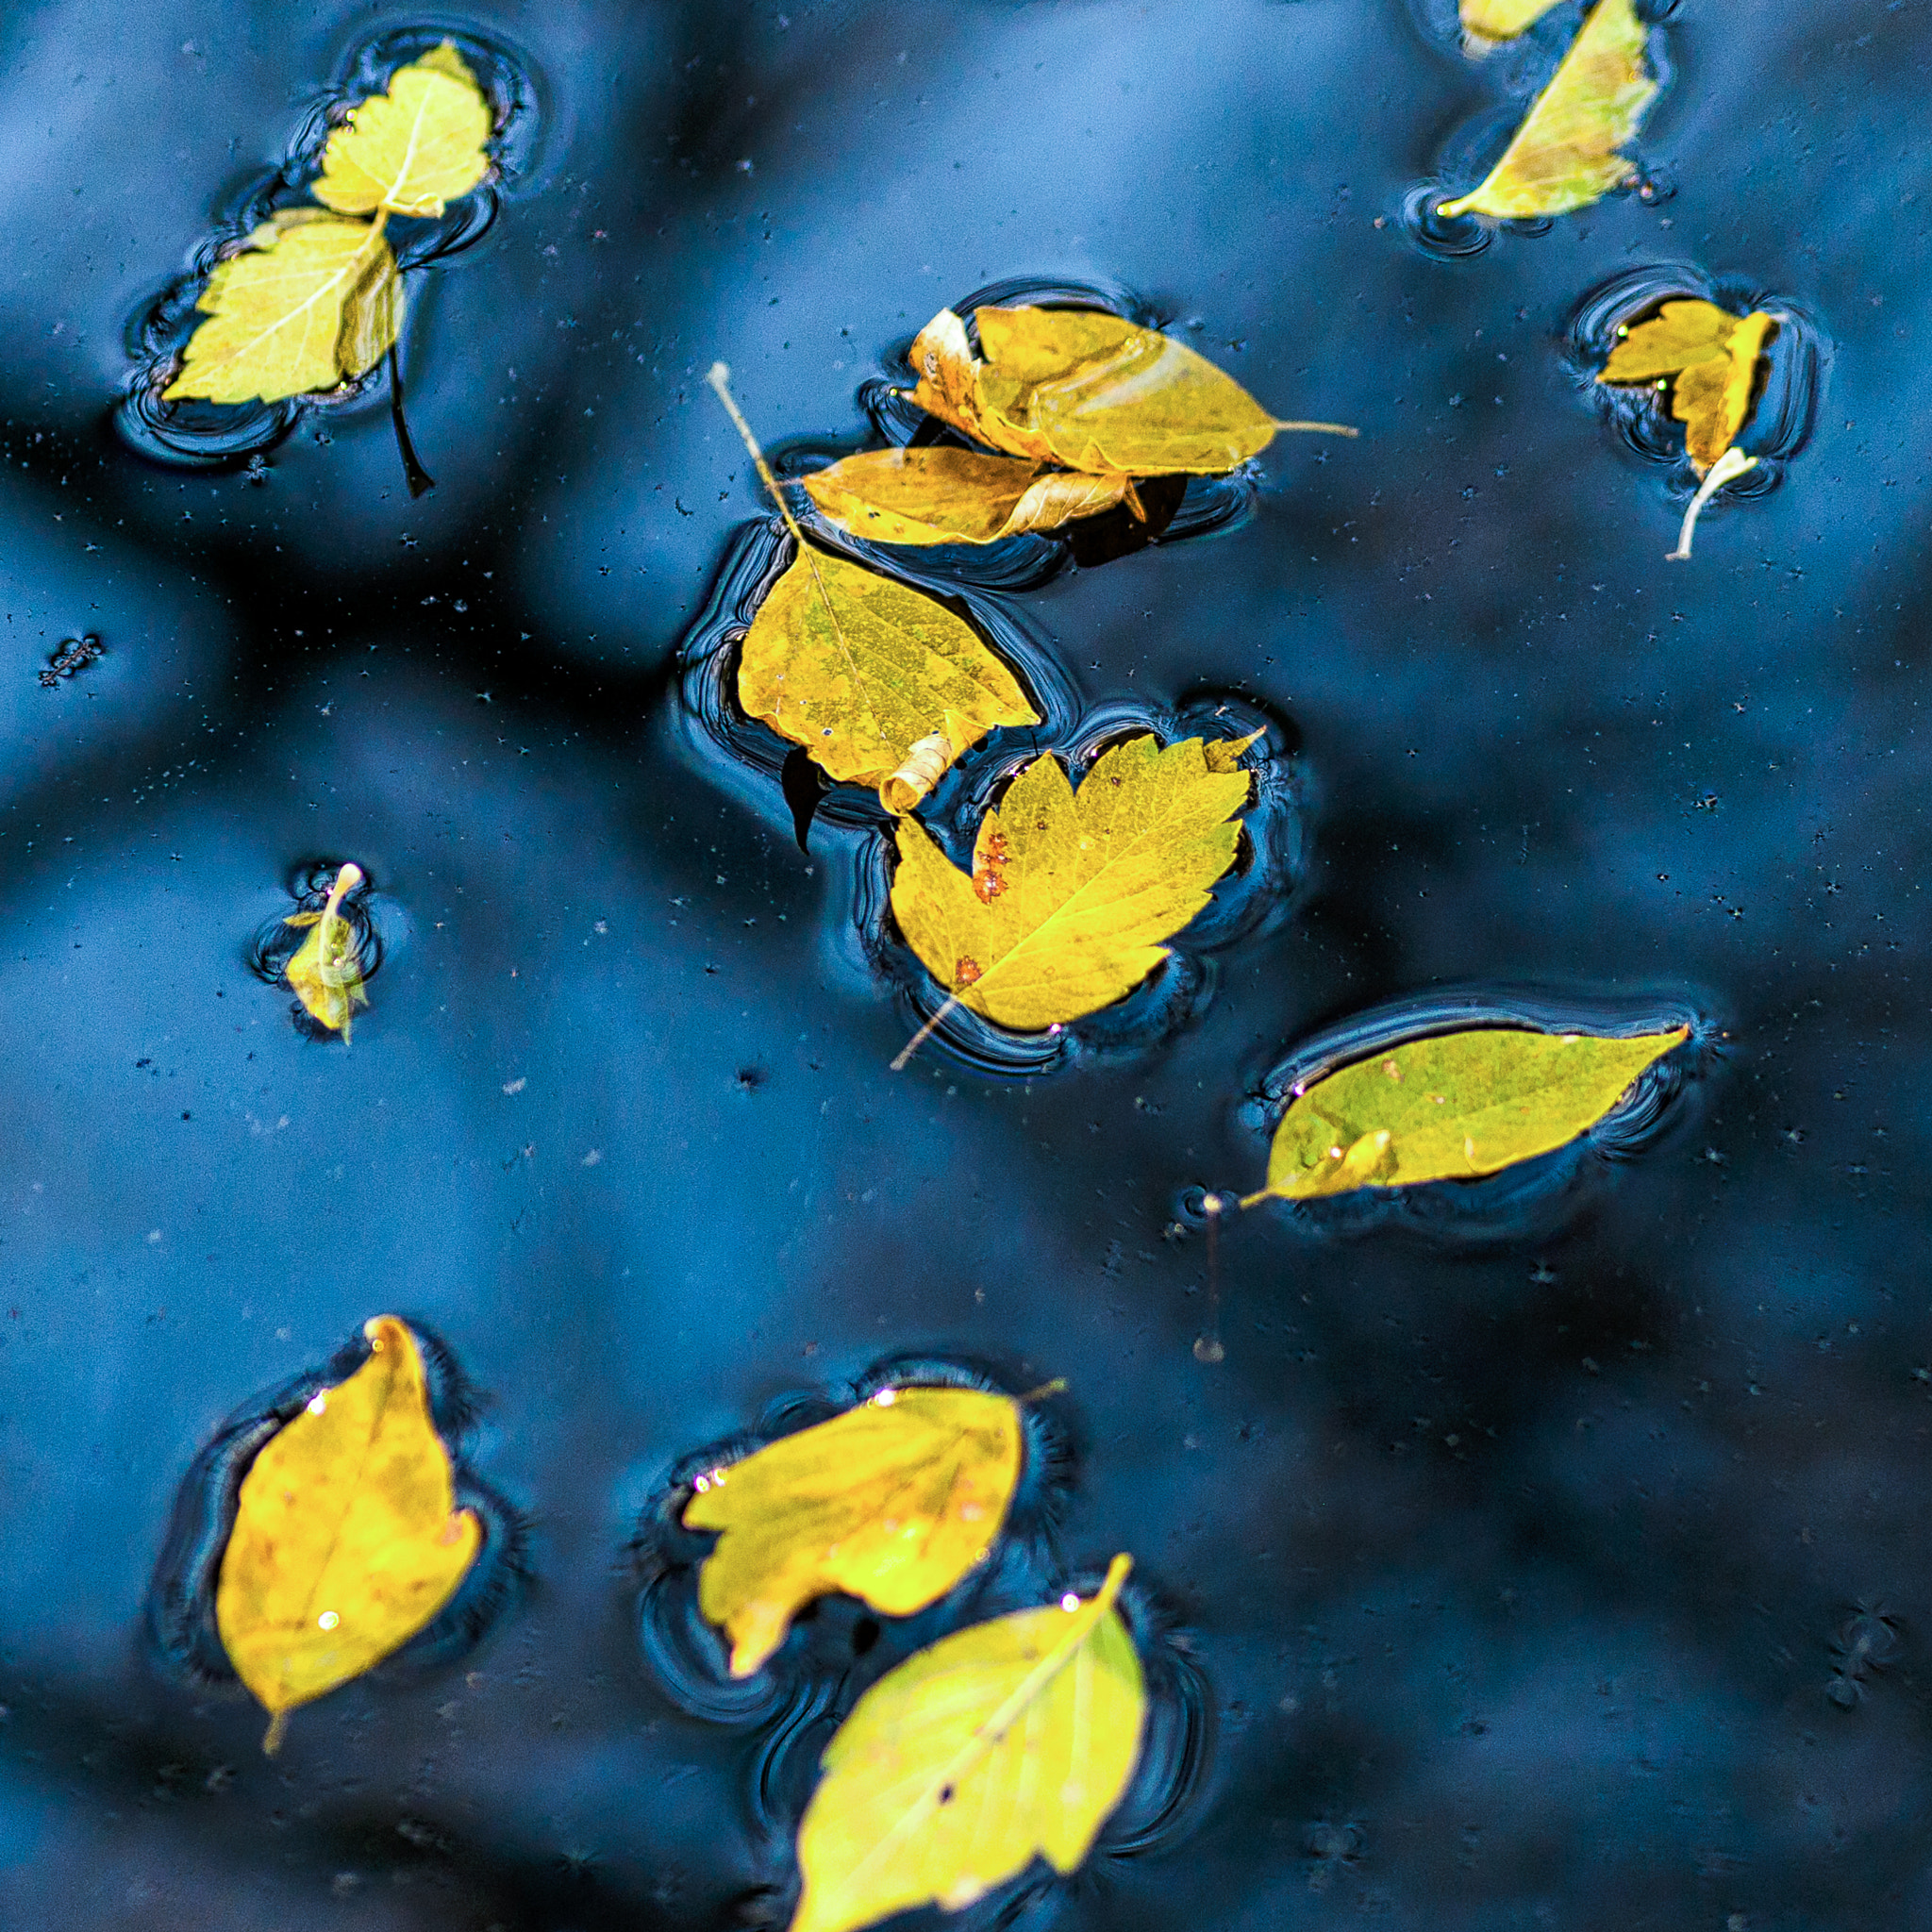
1668 444 1757 560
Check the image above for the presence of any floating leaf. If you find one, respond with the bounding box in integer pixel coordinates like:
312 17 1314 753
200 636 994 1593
1597 299 1779 475
1246 1024 1690 1204
1460 0 1566 48
790 1553 1144 1932
891 733 1251 1037
682 1386 1024 1677
801 447 1135 547
708 364 1040 812
1438 0 1657 219
284 862 369 1038
908 306 1354 478
216 1315 482 1753
313 42 492 219
164 211 399 404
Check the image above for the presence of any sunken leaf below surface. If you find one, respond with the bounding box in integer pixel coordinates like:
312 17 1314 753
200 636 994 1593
737 541 1038 810
1438 0 1657 218
215 1315 481 1752
1598 299 1779 475
891 733 1253 1031
1255 1024 1690 1202
312 41 492 218
682 1386 1023 1676
801 447 1133 546
164 210 399 404
908 304 1284 476
789 1554 1144 1932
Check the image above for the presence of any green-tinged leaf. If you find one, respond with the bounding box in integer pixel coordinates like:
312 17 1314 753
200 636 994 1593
1598 299 1779 474
217 1316 482 1754
738 542 1039 812
313 41 492 218
164 210 399 404
1249 1024 1690 1203
908 305 1352 477
1461 0 1566 46
682 1387 1023 1676
790 1554 1144 1932
284 863 369 1038
891 734 1251 1032
1438 0 1657 218
801 447 1135 546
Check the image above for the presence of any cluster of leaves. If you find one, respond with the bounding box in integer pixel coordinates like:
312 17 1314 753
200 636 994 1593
1434 0 1782 547
679 1384 1145 1932
713 308 1351 1048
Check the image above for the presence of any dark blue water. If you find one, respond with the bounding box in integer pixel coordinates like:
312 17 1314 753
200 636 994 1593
4 1 1931 1926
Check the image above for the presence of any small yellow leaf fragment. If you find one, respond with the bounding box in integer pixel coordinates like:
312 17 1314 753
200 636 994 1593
908 306 1350 478
216 1316 482 1754
313 41 492 219
801 447 1132 546
1599 300 1779 475
1202 726 1266 774
682 1387 1024 1676
789 1554 1144 1932
1251 1024 1690 1203
164 211 400 405
1438 0 1657 219
891 734 1251 1034
1460 0 1566 48
283 862 369 1038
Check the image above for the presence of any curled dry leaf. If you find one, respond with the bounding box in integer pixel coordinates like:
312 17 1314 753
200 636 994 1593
1247 1024 1690 1204
789 1554 1144 1932
216 1315 482 1754
284 862 369 1037
1460 0 1566 48
681 1386 1024 1677
312 42 492 219
164 211 400 404
908 305 1353 478
801 447 1135 547
1597 299 1778 475
891 733 1253 1035
1438 0 1657 219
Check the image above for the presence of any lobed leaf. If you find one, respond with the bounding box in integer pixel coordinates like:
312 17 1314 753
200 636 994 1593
1438 0 1657 219
1598 299 1778 475
790 1554 1144 1932
164 210 399 405
683 1386 1023 1676
1251 1024 1690 1203
737 542 1039 811
801 447 1133 547
891 733 1252 1032
313 42 492 219
216 1316 482 1753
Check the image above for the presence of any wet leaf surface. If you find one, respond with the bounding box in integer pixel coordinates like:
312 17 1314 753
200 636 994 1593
313 42 492 219
1597 298 1779 474
801 447 1133 546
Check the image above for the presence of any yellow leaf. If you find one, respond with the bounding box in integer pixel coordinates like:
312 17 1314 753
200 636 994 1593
682 1387 1023 1677
313 41 492 219
908 306 1353 478
1247 1024 1690 1204
1597 299 1779 474
890 734 1251 1033
739 543 1040 812
164 210 400 404
801 448 1134 546
216 1315 482 1753
1202 726 1265 774
283 862 369 1038
1460 0 1565 47
790 1554 1144 1932
1438 0 1657 219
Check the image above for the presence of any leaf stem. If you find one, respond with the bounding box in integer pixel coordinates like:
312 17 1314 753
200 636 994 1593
1273 420 1359 437
707 362 808 548
262 1709 289 1757
387 341 436 498
890 992 960 1072
1191 1193 1225 1363
1667 444 1756 560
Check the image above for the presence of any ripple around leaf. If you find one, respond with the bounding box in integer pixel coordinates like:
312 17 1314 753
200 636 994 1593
1566 263 1827 500
146 1319 523 1695
114 25 538 472
1240 990 1718 1249
859 697 1306 1081
245 858 389 1038
632 1357 1077 1724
